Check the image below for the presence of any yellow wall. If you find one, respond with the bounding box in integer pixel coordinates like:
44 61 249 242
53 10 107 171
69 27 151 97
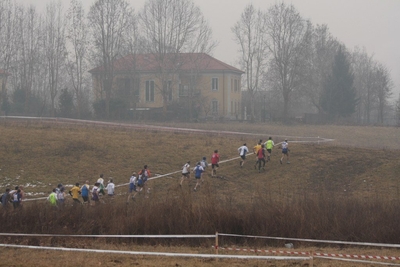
199 73 242 118
91 71 242 118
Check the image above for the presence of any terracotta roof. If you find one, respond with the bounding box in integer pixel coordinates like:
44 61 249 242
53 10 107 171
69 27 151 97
89 53 244 74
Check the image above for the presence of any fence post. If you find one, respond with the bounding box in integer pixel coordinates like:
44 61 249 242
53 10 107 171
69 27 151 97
310 250 314 266
215 231 218 255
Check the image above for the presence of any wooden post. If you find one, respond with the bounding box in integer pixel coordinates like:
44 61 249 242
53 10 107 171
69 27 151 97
310 250 314 267
215 231 219 255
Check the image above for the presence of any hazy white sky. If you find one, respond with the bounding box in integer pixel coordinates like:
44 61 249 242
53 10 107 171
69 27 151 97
20 0 400 100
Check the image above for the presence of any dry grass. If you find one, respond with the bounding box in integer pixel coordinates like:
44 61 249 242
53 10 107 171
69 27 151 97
0 120 400 266
150 120 400 149
0 244 399 266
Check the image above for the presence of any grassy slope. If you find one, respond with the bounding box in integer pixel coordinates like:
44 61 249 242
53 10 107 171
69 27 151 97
1 121 399 201
1 121 400 266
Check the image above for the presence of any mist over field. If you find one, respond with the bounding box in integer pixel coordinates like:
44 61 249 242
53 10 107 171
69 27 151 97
0 0 398 126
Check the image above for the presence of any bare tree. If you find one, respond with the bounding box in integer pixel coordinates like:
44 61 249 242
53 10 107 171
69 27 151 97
301 24 340 114
352 47 376 124
264 3 309 122
396 93 400 126
8 3 47 115
66 0 88 119
232 4 268 122
0 0 18 111
373 64 393 124
88 0 134 119
139 0 216 115
43 1 67 117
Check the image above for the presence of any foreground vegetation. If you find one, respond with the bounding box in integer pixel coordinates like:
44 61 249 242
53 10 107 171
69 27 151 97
0 120 399 266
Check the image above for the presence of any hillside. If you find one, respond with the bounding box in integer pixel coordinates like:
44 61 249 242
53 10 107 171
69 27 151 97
1 120 400 266
0 120 399 202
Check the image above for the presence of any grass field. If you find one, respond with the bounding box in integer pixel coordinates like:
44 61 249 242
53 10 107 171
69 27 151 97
0 119 400 266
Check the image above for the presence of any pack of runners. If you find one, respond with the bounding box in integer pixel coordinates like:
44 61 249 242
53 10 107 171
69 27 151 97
1 138 290 207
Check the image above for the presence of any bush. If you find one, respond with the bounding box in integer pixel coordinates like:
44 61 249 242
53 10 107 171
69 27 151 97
93 98 128 120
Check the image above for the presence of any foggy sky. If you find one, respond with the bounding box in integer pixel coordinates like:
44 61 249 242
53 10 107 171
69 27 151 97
19 0 400 100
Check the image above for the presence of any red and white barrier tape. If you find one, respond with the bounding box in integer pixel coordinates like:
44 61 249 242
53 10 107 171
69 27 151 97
314 252 400 261
0 243 311 261
213 246 400 261
218 233 400 248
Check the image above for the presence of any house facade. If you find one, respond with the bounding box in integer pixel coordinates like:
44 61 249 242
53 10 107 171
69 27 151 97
89 53 244 119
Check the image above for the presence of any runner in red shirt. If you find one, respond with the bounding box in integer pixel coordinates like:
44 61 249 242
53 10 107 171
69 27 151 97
256 144 266 172
211 149 220 177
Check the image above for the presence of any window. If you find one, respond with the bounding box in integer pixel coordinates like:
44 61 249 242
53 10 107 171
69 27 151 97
163 80 173 101
132 79 139 99
212 99 218 115
179 84 189 97
145 80 154 102
212 77 218 91
167 81 172 101
134 86 139 98
234 79 238 92
231 79 233 92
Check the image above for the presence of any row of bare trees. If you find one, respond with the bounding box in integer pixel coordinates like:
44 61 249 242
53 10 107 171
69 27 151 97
0 0 215 119
0 0 89 118
0 0 395 124
233 3 394 124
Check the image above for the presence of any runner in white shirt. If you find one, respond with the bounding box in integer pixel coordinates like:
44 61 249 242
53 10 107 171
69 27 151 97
105 178 115 196
280 139 290 164
127 172 138 203
180 161 191 186
238 143 249 167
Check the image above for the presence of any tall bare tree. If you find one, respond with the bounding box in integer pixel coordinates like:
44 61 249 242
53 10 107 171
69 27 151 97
301 24 339 114
88 0 134 119
232 4 268 121
264 3 309 122
66 0 88 119
44 1 66 117
0 0 18 112
373 64 393 124
139 0 216 115
9 3 47 115
396 93 400 126
352 47 376 124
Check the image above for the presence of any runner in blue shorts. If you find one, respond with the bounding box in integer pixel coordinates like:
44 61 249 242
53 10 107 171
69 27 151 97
127 172 137 202
280 139 290 164
193 162 204 191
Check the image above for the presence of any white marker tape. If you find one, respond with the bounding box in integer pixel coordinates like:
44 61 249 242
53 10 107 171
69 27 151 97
218 233 400 248
0 243 311 261
0 233 215 238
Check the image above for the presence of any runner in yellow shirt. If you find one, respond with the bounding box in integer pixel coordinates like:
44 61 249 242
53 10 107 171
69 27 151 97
253 140 262 169
69 183 81 204
264 137 275 162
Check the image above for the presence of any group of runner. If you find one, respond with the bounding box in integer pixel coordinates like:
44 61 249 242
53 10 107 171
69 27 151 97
0 186 25 209
44 174 116 207
178 138 290 191
46 166 152 206
1 138 290 207
179 148 226 192
127 165 151 202
238 137 290 173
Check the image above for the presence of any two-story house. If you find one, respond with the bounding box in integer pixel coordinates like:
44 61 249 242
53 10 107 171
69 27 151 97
89 53 244 119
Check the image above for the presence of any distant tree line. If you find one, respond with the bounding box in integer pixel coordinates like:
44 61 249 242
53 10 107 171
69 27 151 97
0 0 215 120
234 3 395 125
0 0 395 125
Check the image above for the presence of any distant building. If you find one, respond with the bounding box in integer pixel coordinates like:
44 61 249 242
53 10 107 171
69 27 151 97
89 53 244 120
